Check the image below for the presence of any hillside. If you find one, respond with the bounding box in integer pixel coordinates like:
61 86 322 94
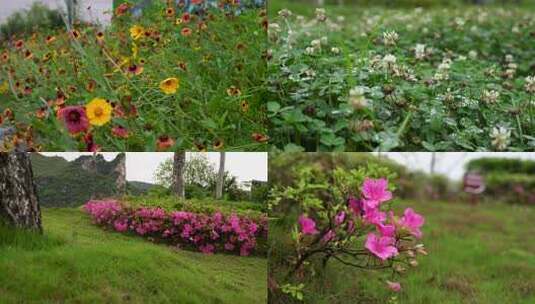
0 208 267 303
30 154 121 207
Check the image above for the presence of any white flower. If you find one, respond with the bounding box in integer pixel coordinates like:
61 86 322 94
505 54 514 63
315 8 327 22
320 36 328 45
305 47 315 55
415 44 426 60
331 47 340 54
468 50 478 59
278 9 292 18
482 90 500 104
349 87 368 110
311 39 321 49
491 126 511 151
383 30 399 46
525 76 535 93
383 54 397 65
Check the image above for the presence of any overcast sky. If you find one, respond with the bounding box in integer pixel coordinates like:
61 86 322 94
40 152 268 184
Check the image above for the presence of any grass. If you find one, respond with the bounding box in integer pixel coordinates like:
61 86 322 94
269 199 535 303
0 208 267 304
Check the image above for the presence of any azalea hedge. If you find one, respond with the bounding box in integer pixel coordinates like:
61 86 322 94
83 200 268 256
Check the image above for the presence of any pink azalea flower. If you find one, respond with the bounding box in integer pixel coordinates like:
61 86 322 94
298 215 319 235
362 205 386 225
199 244 215 255
377 223 395 238
362 178 393 207
335 211 346 225
348 197 363 215
321 229 336 244
386 281 401 292
399 208 425 238
113 220 128 232
365 233 398 260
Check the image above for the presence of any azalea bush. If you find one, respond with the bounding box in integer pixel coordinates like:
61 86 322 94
0 1 268 151
83 199 268 256
269 160 427 302
268 6 535 151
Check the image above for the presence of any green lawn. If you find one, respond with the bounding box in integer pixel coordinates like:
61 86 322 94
0 208 267 304
269 200 535 303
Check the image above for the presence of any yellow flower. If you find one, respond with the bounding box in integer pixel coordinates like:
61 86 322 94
130 25 144 40
86 98 112 126
0 81 8 94
159 78 180 95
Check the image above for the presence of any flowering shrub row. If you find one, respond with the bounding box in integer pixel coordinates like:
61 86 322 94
83 200 268 256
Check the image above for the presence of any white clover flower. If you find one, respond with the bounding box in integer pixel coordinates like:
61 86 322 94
349 87 368 110
331 47 340 54
278 9 292 18
320 36 328 45
311 39 322 49
491 126 511 151
315 8 327 22
505 54 514 63
468 50 478 59
305 47 315 55
383 30 399 46
482 90 500 104
415 44 426 60
304 69 316 77
383 54 397 65
525 76 535 93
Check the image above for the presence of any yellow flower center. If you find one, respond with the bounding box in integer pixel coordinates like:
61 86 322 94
94 107 104 117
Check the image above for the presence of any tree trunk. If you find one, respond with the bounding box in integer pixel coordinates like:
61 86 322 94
0 153 42 233
215 152 225 200
173 152 186 199
114 153 126 195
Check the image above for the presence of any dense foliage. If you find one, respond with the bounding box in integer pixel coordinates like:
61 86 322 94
30 153 121 207
0 1 268 151
466 157 535 174
268 6 535 151
124 195 266 218
84 200 267 256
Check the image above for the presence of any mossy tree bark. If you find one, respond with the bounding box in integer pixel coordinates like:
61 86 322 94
0 153 42 233
173 152 186 199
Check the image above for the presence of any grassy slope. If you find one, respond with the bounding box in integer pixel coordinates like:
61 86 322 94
0 208 267 304
270 200 535 303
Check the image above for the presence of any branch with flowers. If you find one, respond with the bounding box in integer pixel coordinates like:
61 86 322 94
83 200 267 256
270 164 427 297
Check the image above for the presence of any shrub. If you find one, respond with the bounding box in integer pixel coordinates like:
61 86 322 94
484 173 535 204
466 158 535 175
269 161 427 301
123 195 266 218
83 200 268 256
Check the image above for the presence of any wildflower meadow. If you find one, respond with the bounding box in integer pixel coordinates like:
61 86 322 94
0 1 268 151
268 1 535 151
